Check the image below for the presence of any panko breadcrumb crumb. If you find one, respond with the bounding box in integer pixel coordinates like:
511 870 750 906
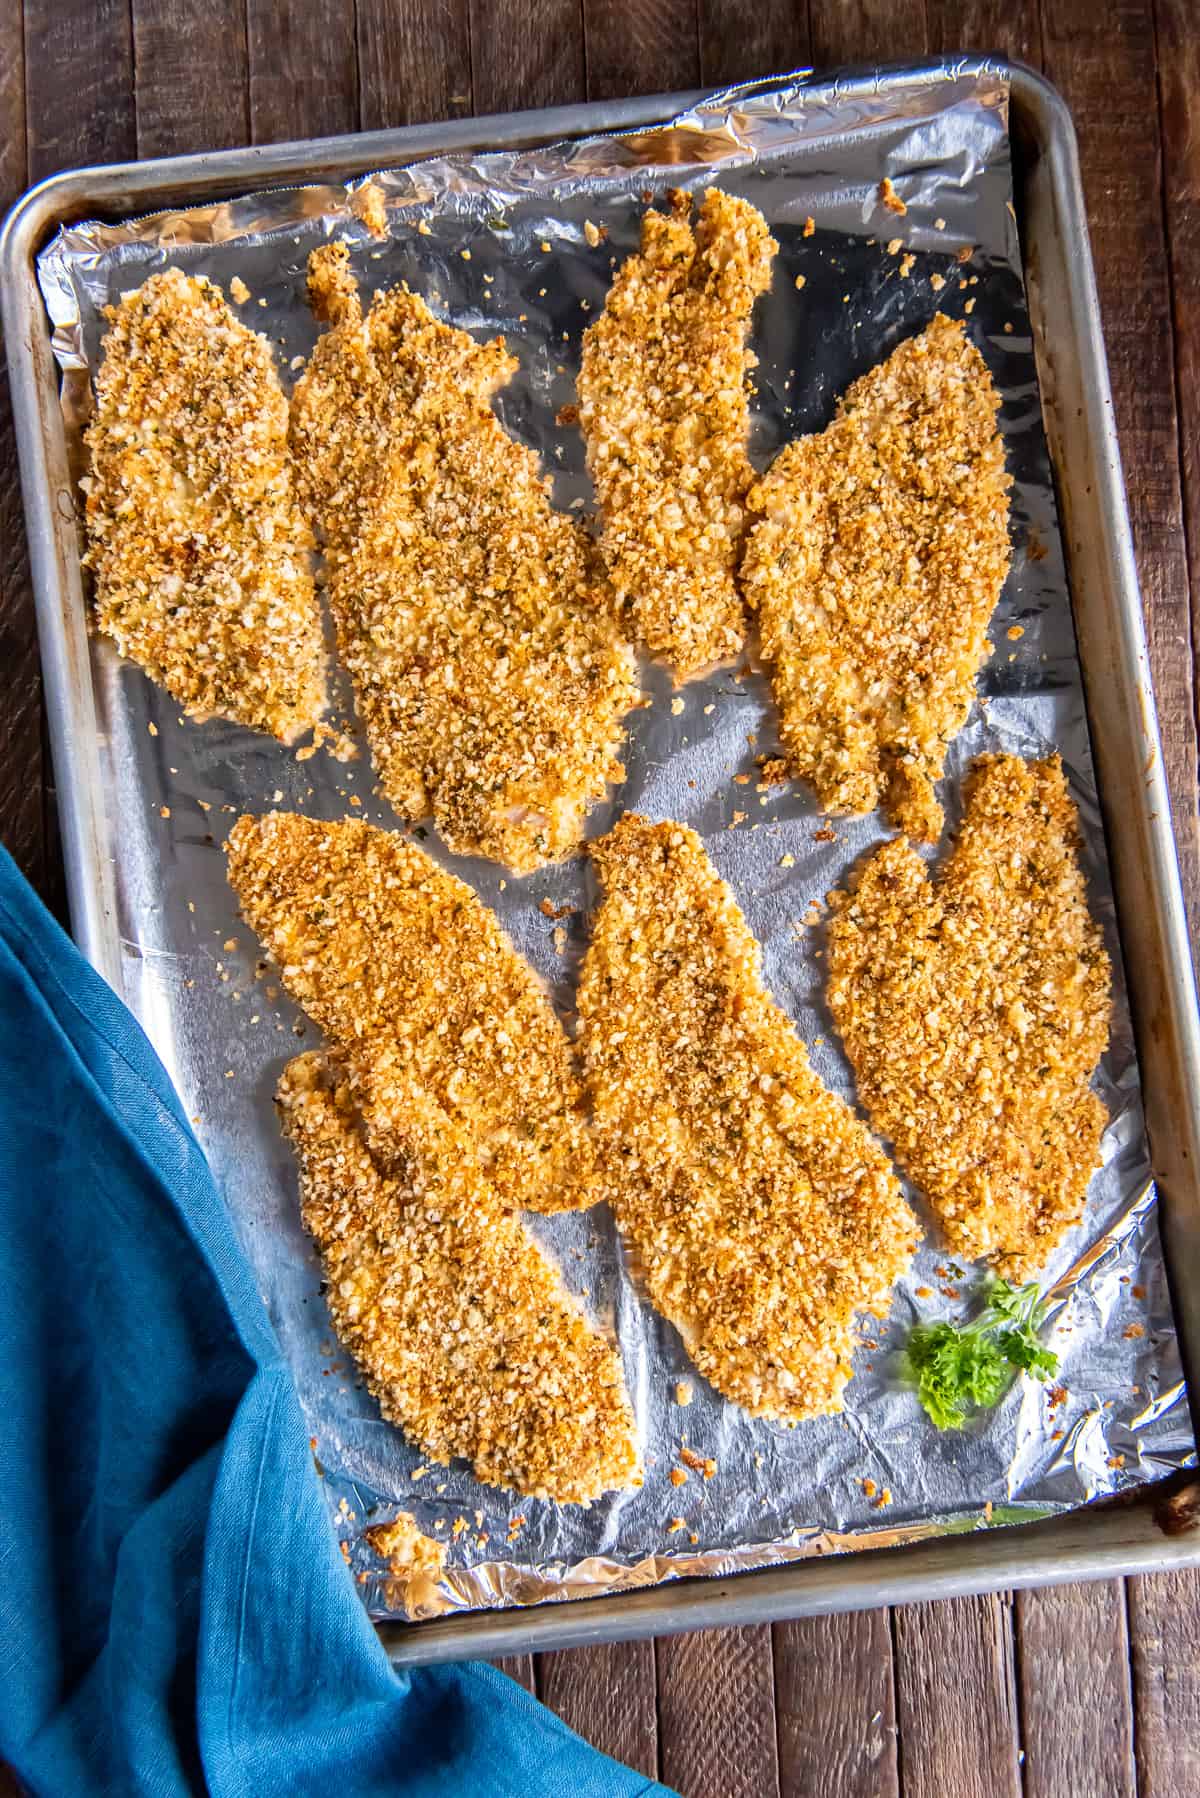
83 269 326 743
827 754 1111 1277
290 243 636 873
279 1053 640 1502
226 810 597 1214
353 181 389 239
577 188 777 680
742 314 1011 839
579 814 917 1420
364 1510 447 1595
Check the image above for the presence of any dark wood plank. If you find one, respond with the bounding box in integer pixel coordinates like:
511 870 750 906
246 0 358 144
1041 0 1200 955
892 1596 1022 1798
774 1610 899 1798
1158 0 1200 849
19 0 136 920
494 1653 536 1693
925 0 1042 65
0 0 36 892
656 1625 780 1798
23 0 136 173
469 0 582 116
132 0 249 157
807 0 928 68
697 0 809 87
583 0 702 100
1015 1581 1135 1798
1129 1570 1200 1797
537 1640 659 1781
358 0 473 130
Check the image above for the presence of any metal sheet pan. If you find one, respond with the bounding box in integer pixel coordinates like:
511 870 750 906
4 59 1200 1666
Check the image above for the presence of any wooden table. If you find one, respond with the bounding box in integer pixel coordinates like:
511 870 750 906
2 2 1199 1793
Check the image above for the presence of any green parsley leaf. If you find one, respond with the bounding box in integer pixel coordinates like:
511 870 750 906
905 1276 1059 1429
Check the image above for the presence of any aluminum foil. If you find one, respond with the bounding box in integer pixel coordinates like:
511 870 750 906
37 64 1194 1625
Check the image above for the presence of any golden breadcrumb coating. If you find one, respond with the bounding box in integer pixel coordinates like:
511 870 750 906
290 244 637 873
83 268 326 742
578 188 777 680
278 1052 640 1503
578 813 917 1421
827 754 1112 1278
742 315 1011 839
226 810 596 1215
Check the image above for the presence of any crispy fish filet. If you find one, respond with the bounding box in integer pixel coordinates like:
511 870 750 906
278 1052 640 1503
827 754 1111 1277
577 188 777 680
578 813 918 1420
742 315 1011 839
226 810 596 1214
83 269 326 742
289 244 637 873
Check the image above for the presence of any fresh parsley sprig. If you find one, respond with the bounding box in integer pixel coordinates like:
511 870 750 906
905 1277 1059 1430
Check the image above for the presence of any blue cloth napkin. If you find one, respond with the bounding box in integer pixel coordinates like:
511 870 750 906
0 847 671 1798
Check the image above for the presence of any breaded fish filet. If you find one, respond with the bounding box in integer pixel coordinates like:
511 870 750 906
289 244 637 873
578 813 918 1420
226 810 596 1215
578 188 777 680
278 1052 640 1503
742 315 1011 839
84 268 326 742
827 754 1111 1277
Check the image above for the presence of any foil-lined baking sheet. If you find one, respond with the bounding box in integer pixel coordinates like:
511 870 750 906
37 64 1195 1623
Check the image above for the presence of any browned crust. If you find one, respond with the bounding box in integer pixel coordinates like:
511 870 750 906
279 1052 640 1503
83 268 326 742
290 244 637 873
742 314 1012 839
578 812 918 1421
225 809 597 1215
827 753 1112 1277
578 188 777 680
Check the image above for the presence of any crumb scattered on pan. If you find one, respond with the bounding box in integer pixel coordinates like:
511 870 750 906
291 243 637 873
880 177 907 215
353 182 389 239
84 268 326 743
579 814 917 1421
365 1510 447 1584
278 1052 640 1503
743 314 1011 840
578 187 776 680
828 754 1111 1277
226 809 598 1214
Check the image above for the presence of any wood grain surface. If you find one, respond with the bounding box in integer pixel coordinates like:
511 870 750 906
773 1610 899 1798
2 4 1199 1796
1016 1581 1136 1798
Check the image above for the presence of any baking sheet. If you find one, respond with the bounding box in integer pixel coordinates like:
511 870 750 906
36 65 1194 1623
